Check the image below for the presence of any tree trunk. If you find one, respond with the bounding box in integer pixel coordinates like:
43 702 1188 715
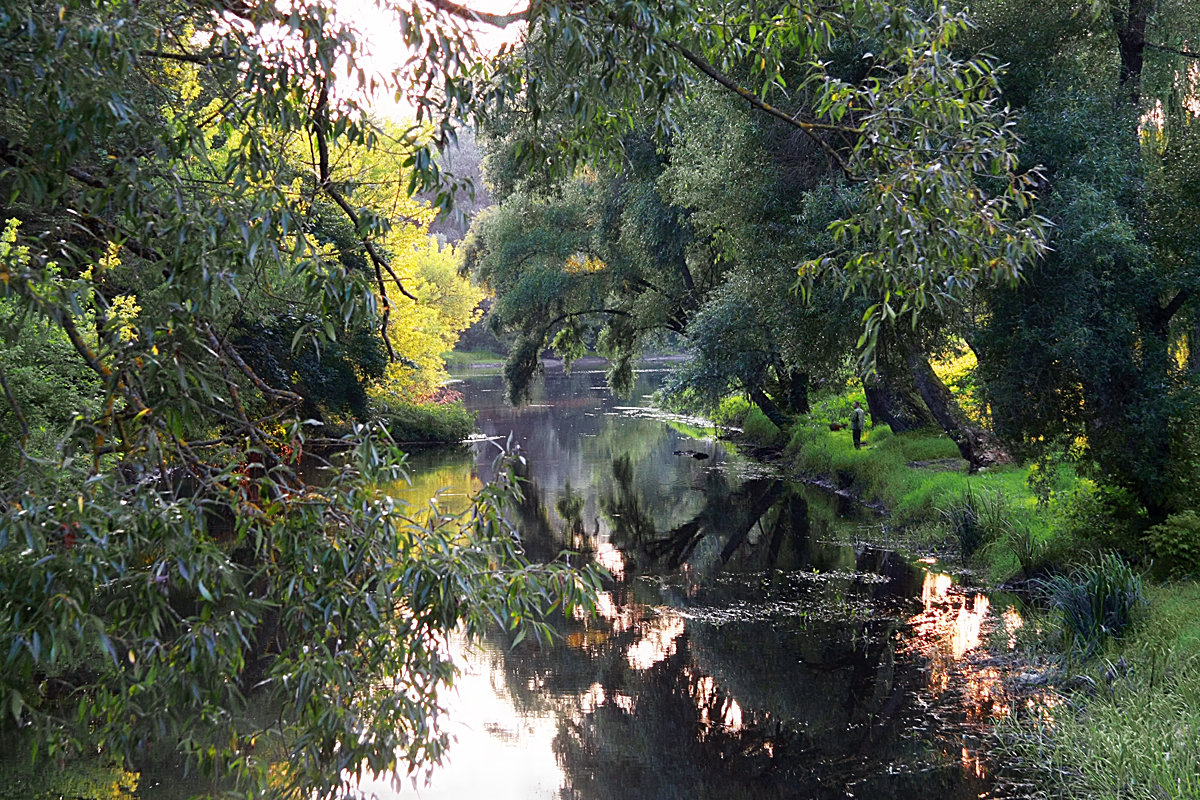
901 344 1014 473
749 385 792 430
1113 0 1151 103
864 331 938 433
783 369 810 415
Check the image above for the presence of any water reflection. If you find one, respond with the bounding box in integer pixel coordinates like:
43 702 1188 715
354 370 1026 800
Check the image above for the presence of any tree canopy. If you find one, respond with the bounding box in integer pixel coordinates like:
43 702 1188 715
0 0 593 795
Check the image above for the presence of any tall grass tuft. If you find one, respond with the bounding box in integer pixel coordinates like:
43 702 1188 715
940 485 984 561
1039 552 1146 657
996 584 1200 800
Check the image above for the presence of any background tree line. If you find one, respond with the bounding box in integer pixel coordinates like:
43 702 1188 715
466 0 1200 528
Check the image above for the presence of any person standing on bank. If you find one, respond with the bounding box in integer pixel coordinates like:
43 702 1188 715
851 401 867 450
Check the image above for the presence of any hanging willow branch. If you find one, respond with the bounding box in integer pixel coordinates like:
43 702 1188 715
311 80 418 361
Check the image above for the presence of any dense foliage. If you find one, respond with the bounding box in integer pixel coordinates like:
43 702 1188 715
2 0 1199 793
467 0 1200 525
0 0 594 795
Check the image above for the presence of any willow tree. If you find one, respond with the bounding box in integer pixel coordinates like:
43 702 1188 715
462 1 1045 465
970 0 1200 521
0 1 597 796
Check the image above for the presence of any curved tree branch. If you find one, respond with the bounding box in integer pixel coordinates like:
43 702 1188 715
665 42 859 177
311 81 419 361
425 0 530 27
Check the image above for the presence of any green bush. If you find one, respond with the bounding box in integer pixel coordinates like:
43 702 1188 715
1054 482 1146 552
1038 552 1146 657
741 405 781 443
376 399 476 444
1145 511 1200 579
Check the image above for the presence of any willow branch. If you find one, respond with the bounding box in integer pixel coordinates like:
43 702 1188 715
666 42 859 177
312 81 420 362
1146 42 1200 60
141 49 229 64
425 0 529 27
201 323 303 409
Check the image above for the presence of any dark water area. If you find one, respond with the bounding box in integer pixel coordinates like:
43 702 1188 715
351 367 1030 800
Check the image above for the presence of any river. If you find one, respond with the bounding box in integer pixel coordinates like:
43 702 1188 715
344 366 1029 800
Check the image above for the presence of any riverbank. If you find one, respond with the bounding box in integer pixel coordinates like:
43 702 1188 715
720 398 1200 800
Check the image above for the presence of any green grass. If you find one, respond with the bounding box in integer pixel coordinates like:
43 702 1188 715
742 406 782 443
443 348 507 372
997 581 1200 800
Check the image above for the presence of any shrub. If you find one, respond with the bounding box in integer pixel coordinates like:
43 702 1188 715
1054 482 1146 552
1038 552 1146 657
742 405 782 443
375 398 476 444
1145 510 1200 579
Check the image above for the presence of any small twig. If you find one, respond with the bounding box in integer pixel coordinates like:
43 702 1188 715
1146 42 1200 60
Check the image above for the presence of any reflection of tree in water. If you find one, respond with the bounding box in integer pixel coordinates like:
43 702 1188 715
481 468 991 800
545 609 988 800
556 480 586 538
552 638 804 800
548 616 988 800
600 454 661 561
601 455 788 574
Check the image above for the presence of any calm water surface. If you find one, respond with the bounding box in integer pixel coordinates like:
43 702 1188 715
354 367 1029 800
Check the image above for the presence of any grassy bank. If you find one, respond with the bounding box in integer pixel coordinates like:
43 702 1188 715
717 390 1200 799
372 394 476 445
995 581 1200 799
718 393 1096 581
443 348 507 373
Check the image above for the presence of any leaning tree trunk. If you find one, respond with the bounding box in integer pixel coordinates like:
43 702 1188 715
901 344 1013 473
864 331 938 433
783 369 811 415
749 385 793 430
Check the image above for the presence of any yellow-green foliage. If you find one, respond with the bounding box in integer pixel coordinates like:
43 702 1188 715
303 125 486 403
0 743 136 800
930 343 985 425
373 238 485 402
712 395 752 426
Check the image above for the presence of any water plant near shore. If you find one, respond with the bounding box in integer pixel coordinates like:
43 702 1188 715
1038 553 1146 657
